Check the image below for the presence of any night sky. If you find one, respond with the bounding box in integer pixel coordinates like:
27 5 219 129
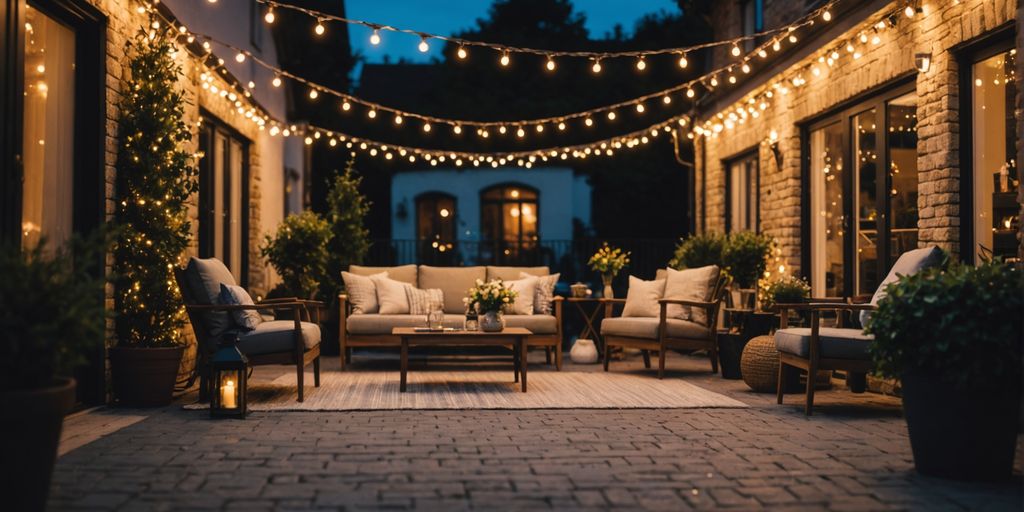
347 0 680 67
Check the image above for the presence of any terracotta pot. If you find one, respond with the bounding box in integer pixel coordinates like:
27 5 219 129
109 346 184 407
0 377 76 512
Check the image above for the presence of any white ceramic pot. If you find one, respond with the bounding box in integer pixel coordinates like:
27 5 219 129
479 311 505 332
570 339 599 364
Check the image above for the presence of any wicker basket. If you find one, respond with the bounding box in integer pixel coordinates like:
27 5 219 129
741 335 779 393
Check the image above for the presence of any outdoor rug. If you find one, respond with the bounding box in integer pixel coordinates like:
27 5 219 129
185 369 747 411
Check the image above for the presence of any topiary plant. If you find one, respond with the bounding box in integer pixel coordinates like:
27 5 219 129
668 232 726 270
324 157 371 299
761 274 811 311
867 259 1023 391
722 231 774 289
261 211 331 299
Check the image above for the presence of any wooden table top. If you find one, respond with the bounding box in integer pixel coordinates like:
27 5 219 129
565 297 603 303
392 327 532 336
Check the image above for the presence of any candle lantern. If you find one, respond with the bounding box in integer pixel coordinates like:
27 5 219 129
210 333 248 419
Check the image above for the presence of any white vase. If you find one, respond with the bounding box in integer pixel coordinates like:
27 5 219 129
479 311 505 332
570 339 599 364
602 275 614 299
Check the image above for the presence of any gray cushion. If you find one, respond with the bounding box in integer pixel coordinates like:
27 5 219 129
774 327 873 360
861 246 943 326
346 313 557 335
219 284 262 330
486 266 549 281
185 257 236 337
349 264 418 285
601 317 709 340
418 266 486 314
238 320 321 356
502 314 557 335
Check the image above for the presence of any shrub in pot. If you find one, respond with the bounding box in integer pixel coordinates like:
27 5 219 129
668 232 726 271
0 237 106 511
261 211 331 300
867 259 1023 481
722 231 774 298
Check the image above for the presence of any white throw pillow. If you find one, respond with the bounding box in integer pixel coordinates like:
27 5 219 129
218 283 262 331
621 276 666 318
522 272 559 315
371 275 411 315
406 287 444 315
663 265 720 325
342 271 387 314
503 276 538 315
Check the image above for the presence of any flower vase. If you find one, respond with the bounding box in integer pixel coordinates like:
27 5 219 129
479 310 505 332
570 339 599 364
602 275 614 299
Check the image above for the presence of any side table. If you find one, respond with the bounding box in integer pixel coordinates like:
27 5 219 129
566 297 606 359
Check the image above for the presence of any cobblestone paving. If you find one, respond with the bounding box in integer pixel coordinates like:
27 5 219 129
50 354 1023 511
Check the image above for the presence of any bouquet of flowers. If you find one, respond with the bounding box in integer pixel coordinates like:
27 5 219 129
760 274 811 310
588 243 630 280
464 279 518 314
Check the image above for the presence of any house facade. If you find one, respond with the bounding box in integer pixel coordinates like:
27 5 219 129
692 0 1023 298
0 0 308 403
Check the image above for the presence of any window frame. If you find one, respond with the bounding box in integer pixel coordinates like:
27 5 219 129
723 148 760 233
197 112 251 287
479 183 540 262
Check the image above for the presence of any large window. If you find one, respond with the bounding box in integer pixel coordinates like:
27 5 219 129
416 192 456 262
740 0 764 52
481 184 538 262
806 84 919 298
725 151 759 232
967 46 1019 262
198 116 250 285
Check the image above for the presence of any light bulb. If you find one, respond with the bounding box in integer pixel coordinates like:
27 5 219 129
557 122 566 131
663 95 672 104
453 125 462 134
678 54 688 68
758 49 768 58
546 56 556 71
368 109 377 119
731 45 741 57
394 115 403 125
370 29 381 45
498 125 507 134
607 111 616 120
741 63 751 73
904 4 916 17
516 127 525 138
584 118 593 127
308 89 318 99
636 57 646 71
710 76 719 87
341 101 351 111
418 37 429 53
535 124 544 133
264 9 275 24
272 76 282 87
592 60 602 73
500 52 510 66
822 10 832 22
456 46 467 59
314 20 325 36
423 123 431 132
234 52 245 63
686 88 695 98
635 103 645 113
789 34 798 43
772 40 781 51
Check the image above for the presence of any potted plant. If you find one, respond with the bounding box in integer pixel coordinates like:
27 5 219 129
110 29 198 407
668 232 726 270
867 259 1023 481
588 243 630 298
322 160 371 355
722 231 774 308
465 279 519 332
1 237 106 511
261 210 331 300
761 274 811 326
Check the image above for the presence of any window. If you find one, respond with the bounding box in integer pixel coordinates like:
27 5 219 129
725 151 759 232
741 0 764 52
967 47 1019 262
416 192 457 262
198 116 250 285
805 84 919 298
480 184 538 262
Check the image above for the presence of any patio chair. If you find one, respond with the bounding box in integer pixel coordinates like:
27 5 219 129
774 246 943 415
601 271 729 377
175 257 322 402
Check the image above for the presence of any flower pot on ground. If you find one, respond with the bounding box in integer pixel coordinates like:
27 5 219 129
0 235 106 511
868 259 1023 481
570 339 599 364
109 346 185 407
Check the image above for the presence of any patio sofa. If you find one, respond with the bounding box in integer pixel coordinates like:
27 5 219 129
339 264 563 369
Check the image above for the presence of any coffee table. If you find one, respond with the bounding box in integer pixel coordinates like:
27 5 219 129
392 327 533 392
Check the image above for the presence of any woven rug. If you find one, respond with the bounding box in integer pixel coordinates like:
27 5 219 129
184 369 747 411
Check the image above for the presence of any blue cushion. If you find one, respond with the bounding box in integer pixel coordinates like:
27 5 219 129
775 327 873 360
219 284 263 331
861 246 943 326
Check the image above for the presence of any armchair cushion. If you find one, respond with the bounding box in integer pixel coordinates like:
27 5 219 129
502 314 557 335
218 284 262 330
349 264 417 285
341 270 387 314
664 265 719 325
601 317 708 340
862 246 943 326
774 327 873 360
238 320 320 355
418 265 486 314
184 257 237 337
622 276 666 317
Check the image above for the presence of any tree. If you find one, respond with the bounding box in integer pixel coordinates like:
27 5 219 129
261 211 331 299
113 28 199 347
324 157 372 298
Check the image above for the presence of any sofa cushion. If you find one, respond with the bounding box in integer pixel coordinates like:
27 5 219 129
601 317 708 340
342 271 386 314
861 246 943 326
371 275 411 314
418 265 486 314
503 314 557 335
774 327 873 360
523 272 559 314
407 287 444 315
503 275 538 315
219 284 262 331
184 257 237 337
487 266 549 281
238 320 320 355
349 264 417 285
346 314 464 335
622 276 666 318
664 265 719 325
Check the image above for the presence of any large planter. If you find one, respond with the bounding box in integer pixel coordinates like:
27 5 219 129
0 377 76 512
110 346 185 407
717 333 746 379
901 370 1020 481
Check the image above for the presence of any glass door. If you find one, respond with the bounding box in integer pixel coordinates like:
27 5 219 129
809 122 847 297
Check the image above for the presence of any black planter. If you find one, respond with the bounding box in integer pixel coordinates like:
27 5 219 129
0 377 76 512
110 346 184 407
717 333 747 379
901 370 1020 481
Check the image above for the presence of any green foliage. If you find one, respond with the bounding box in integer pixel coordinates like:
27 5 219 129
0 235 107 391
722 231 774 288
261 211 331 299
761 275 811 310
668 232 725 270
867 259 1023 391
324 158 371 298
113 28 198 347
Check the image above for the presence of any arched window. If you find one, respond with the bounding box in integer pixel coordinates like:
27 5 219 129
415 192 456 262
480 184 538 262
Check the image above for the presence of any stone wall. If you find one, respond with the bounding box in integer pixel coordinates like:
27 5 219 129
695 0 1019 277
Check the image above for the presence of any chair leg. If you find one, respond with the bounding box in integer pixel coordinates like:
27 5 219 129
297 360 305 403
555 342 562 371
709 345 719 374
339 340 347 371
658 348 666 380
642 350 651 369
776 361 785 405
804 367 816 416
603 342 611 371
314 356 321 387
545 347 552 365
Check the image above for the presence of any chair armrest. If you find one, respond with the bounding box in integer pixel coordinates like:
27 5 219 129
185 303 302 312
807 302 876 311
599 298 627 304
658 298 717 308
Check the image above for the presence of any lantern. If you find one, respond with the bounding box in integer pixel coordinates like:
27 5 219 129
210 333 248 419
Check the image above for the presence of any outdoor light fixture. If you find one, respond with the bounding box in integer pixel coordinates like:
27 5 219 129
210 333 248 419
914 53 932 73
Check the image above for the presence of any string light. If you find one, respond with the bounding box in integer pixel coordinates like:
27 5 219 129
731 45 741 57
314 19 325 36
456 46 467 59
234 52 245 63
678 53 688 68
423 122 431 132
264 7 275 24
822 10 832 21
545 55 556 71
418 36 429 53
607 111 617 120
500 51 510 66
369 29 381 45
636 57 647 71
591 59 602 73
308 88 318 99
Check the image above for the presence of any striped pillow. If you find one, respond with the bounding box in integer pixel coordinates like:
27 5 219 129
406 287 444 315
523 272 559 315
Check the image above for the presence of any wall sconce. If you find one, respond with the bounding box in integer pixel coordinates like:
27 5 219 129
767 130 783 170
914 53 932 73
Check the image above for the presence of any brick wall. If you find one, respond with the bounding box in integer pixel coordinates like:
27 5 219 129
695 0 1019 278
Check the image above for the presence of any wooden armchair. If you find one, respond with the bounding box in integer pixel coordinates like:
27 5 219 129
601 273 729 378
175 258 322 402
